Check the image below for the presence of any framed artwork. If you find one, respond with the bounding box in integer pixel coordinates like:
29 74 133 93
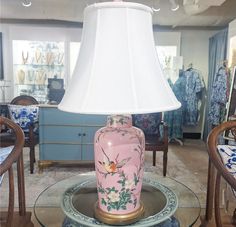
224 67 236 140
0 33 3 80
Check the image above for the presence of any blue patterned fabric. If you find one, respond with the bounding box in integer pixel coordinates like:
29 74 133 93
217 145 236 174
171 69 204 127
0 146 14 185
209 67 229 125
164 78 184 140
203 29 228 141
183 69 204 126
217 145 236 197
132 113 161 136
8 104 39 132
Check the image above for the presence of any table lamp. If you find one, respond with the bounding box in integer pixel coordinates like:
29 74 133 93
58 1 180 225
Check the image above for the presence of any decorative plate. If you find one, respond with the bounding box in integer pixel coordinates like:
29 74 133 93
61 176 178 227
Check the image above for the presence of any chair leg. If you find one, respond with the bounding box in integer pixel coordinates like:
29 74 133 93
33 149 36 163
17 152 26 216
205 159 216 222
163 150 168 177
152 151 156 166
29 147 35 174
233 208 236 225
215 173 222 227
7 167 14 227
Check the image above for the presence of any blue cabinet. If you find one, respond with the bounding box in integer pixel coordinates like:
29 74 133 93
38 105 107 170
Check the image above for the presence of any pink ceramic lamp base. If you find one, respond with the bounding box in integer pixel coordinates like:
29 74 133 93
94 115 145 225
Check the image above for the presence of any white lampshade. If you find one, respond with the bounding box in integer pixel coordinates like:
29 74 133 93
59 1 181 114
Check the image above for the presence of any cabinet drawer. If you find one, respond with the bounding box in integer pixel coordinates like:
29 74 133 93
39 107 107 125
39 144 82 160
40 125 101 143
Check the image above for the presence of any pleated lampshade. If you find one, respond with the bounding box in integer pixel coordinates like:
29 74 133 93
58 1 181 114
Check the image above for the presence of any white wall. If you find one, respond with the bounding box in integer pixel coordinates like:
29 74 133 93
181 30 218 86
154 31 181 56
154 29 218 86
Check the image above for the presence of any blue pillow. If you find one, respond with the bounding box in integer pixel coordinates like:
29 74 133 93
8 104 39 132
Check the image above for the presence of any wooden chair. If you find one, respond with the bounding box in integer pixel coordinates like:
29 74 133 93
0 116 34 227
201 120 236 227
132 113 168 176
0 95 39 173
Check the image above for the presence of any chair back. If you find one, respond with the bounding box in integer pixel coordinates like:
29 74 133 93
206 120 236 227
6 95 39 174
10 95 38 105
0 117 25 226
132 113 168 176
207 121 236 191
132 113 162 136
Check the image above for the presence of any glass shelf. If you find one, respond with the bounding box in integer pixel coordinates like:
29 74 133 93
15 84 48 86
14 64 64 68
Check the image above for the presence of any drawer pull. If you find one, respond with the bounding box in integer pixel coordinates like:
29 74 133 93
82 133 86 136
78 133 81 136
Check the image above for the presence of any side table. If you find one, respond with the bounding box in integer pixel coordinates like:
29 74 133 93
34 172 201 227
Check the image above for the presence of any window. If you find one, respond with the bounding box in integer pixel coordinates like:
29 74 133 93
156 45 182 83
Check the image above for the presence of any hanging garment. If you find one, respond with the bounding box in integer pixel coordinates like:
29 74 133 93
164 77 184 140
209 67 229 125
183 69 204 126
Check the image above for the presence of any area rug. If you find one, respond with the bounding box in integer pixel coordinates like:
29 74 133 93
0 145 207 208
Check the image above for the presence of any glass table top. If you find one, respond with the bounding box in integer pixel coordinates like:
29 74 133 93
34 172 201 227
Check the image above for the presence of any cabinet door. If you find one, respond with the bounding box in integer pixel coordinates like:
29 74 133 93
40 125 83 143
39 125 83 160
80 126 99 160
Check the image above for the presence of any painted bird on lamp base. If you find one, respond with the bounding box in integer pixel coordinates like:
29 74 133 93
98 148 131 176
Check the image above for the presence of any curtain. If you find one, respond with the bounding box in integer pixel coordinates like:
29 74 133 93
203 28 228 141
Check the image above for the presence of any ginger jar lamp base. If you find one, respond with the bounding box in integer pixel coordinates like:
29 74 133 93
94 114 145 225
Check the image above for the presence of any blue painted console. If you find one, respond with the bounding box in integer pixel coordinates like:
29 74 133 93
38 105 107 170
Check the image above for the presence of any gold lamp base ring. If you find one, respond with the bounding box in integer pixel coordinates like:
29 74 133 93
94 201 145 225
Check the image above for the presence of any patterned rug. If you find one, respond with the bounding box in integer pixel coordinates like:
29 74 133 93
0 145 207 208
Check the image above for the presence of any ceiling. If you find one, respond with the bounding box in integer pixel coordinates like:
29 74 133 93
0 0 236 28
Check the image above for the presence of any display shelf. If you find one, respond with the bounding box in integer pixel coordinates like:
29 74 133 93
12 40 65 103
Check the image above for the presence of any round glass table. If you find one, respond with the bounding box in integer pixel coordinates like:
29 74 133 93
34 172 200 227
